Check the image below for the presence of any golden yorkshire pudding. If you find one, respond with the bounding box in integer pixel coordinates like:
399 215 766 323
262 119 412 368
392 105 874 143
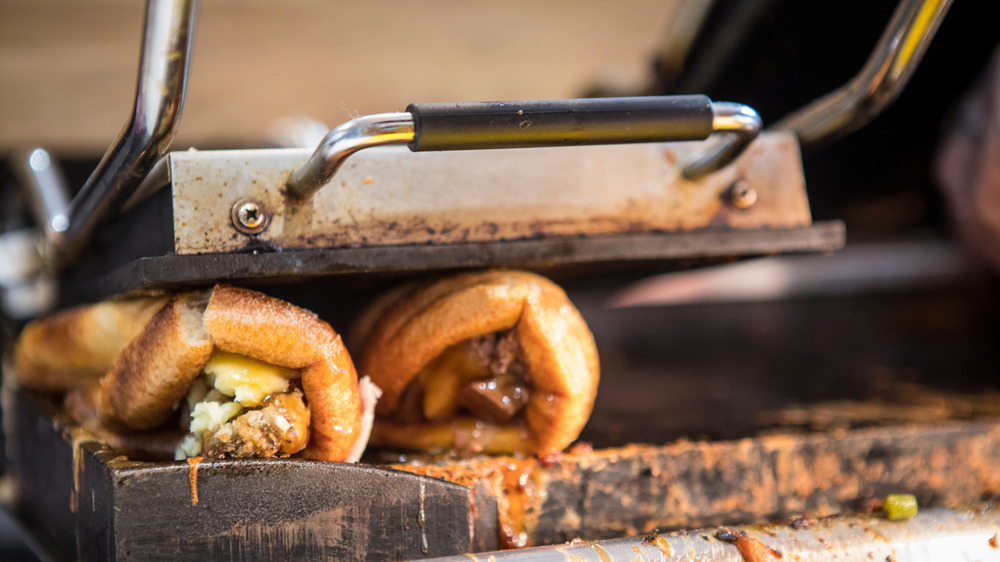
14 285 377 462
355 270 599 457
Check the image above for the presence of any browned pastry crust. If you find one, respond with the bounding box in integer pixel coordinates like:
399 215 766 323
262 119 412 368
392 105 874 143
202 285 362 461
14 285 364 462
100 291 214 429
358 270 599 456
13 296 169 391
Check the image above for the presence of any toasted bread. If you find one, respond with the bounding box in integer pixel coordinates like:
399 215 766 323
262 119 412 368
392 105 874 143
358 270 599 456
14 285 368 462
14 296 169 391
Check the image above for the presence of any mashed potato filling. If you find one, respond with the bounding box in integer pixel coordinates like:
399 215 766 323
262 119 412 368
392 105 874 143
175 349 305 459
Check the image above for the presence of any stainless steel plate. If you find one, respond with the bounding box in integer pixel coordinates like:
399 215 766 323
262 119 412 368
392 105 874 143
168 133 813 254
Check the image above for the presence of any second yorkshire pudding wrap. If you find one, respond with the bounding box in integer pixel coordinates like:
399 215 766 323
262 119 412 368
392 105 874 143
14 284 374 462
355 270 599 456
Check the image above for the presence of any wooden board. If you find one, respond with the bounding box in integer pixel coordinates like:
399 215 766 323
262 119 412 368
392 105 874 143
4 390 478 561
395 421 1000 549
9 384 1000 556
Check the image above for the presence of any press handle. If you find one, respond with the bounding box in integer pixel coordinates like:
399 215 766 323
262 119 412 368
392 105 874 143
406 95 713 151
286 95 760 200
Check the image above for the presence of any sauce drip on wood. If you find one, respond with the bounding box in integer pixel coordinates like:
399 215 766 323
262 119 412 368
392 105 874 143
187 456 204 506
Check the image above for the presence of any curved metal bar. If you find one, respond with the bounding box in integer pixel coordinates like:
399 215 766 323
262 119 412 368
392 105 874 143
771 0 952 145
285 113 415 200
10 147 71 247
53 0 198 268
681 102 763 180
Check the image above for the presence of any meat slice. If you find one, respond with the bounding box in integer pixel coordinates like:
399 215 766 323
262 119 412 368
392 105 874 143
456 376 530 424
204 390 310 458
343 376 382 463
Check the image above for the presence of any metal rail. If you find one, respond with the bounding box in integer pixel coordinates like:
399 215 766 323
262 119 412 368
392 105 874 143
9 148 70 249
423 507 1000 561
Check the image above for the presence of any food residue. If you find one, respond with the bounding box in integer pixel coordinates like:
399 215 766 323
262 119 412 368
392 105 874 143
187 456 204 506
716 528 783 561
787 517 813 530
70 430 87 514
418 481 428 554
883 494 918 521
642 530 673 557
579 539 613 562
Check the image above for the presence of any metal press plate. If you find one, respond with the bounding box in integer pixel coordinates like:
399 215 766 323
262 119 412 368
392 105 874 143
169 133 813 254
74 222 844 300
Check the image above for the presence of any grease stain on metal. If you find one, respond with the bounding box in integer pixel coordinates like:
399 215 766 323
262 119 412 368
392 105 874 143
170 137 811 255
643 532 673 557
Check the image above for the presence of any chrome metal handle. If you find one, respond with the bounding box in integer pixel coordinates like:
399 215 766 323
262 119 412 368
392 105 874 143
286 96 761 200
51 0 198 269
772 0 952 145
405 95 715 151
682 102 764 180
10 147 71 247
285 113 416 201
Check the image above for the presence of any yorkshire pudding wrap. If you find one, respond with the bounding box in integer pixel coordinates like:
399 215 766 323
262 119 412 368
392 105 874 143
13 285 378 462
354 270 599 456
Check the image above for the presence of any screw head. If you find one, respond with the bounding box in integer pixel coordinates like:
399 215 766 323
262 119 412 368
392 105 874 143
726 179 757 210
231 199 268 234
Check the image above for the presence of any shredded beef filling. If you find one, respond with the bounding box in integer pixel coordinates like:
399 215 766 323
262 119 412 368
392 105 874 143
204 390 310 458
396 330 531 424
467 331 524 378
455 375 529 423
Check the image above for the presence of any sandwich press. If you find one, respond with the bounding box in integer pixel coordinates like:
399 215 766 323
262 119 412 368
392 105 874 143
3 0 844 311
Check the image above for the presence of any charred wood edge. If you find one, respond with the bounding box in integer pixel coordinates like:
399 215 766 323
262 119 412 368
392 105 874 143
61 222 845 305
393 418 1000 549
4 389 479 561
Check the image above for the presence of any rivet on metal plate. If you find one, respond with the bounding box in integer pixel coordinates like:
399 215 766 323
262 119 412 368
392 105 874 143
726 179 758 210
231 199 269 235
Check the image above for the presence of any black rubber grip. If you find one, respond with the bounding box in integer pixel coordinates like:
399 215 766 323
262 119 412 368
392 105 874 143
406 95 714 152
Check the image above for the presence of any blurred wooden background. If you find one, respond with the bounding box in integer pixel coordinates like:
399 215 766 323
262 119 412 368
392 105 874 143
0 0 678 156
